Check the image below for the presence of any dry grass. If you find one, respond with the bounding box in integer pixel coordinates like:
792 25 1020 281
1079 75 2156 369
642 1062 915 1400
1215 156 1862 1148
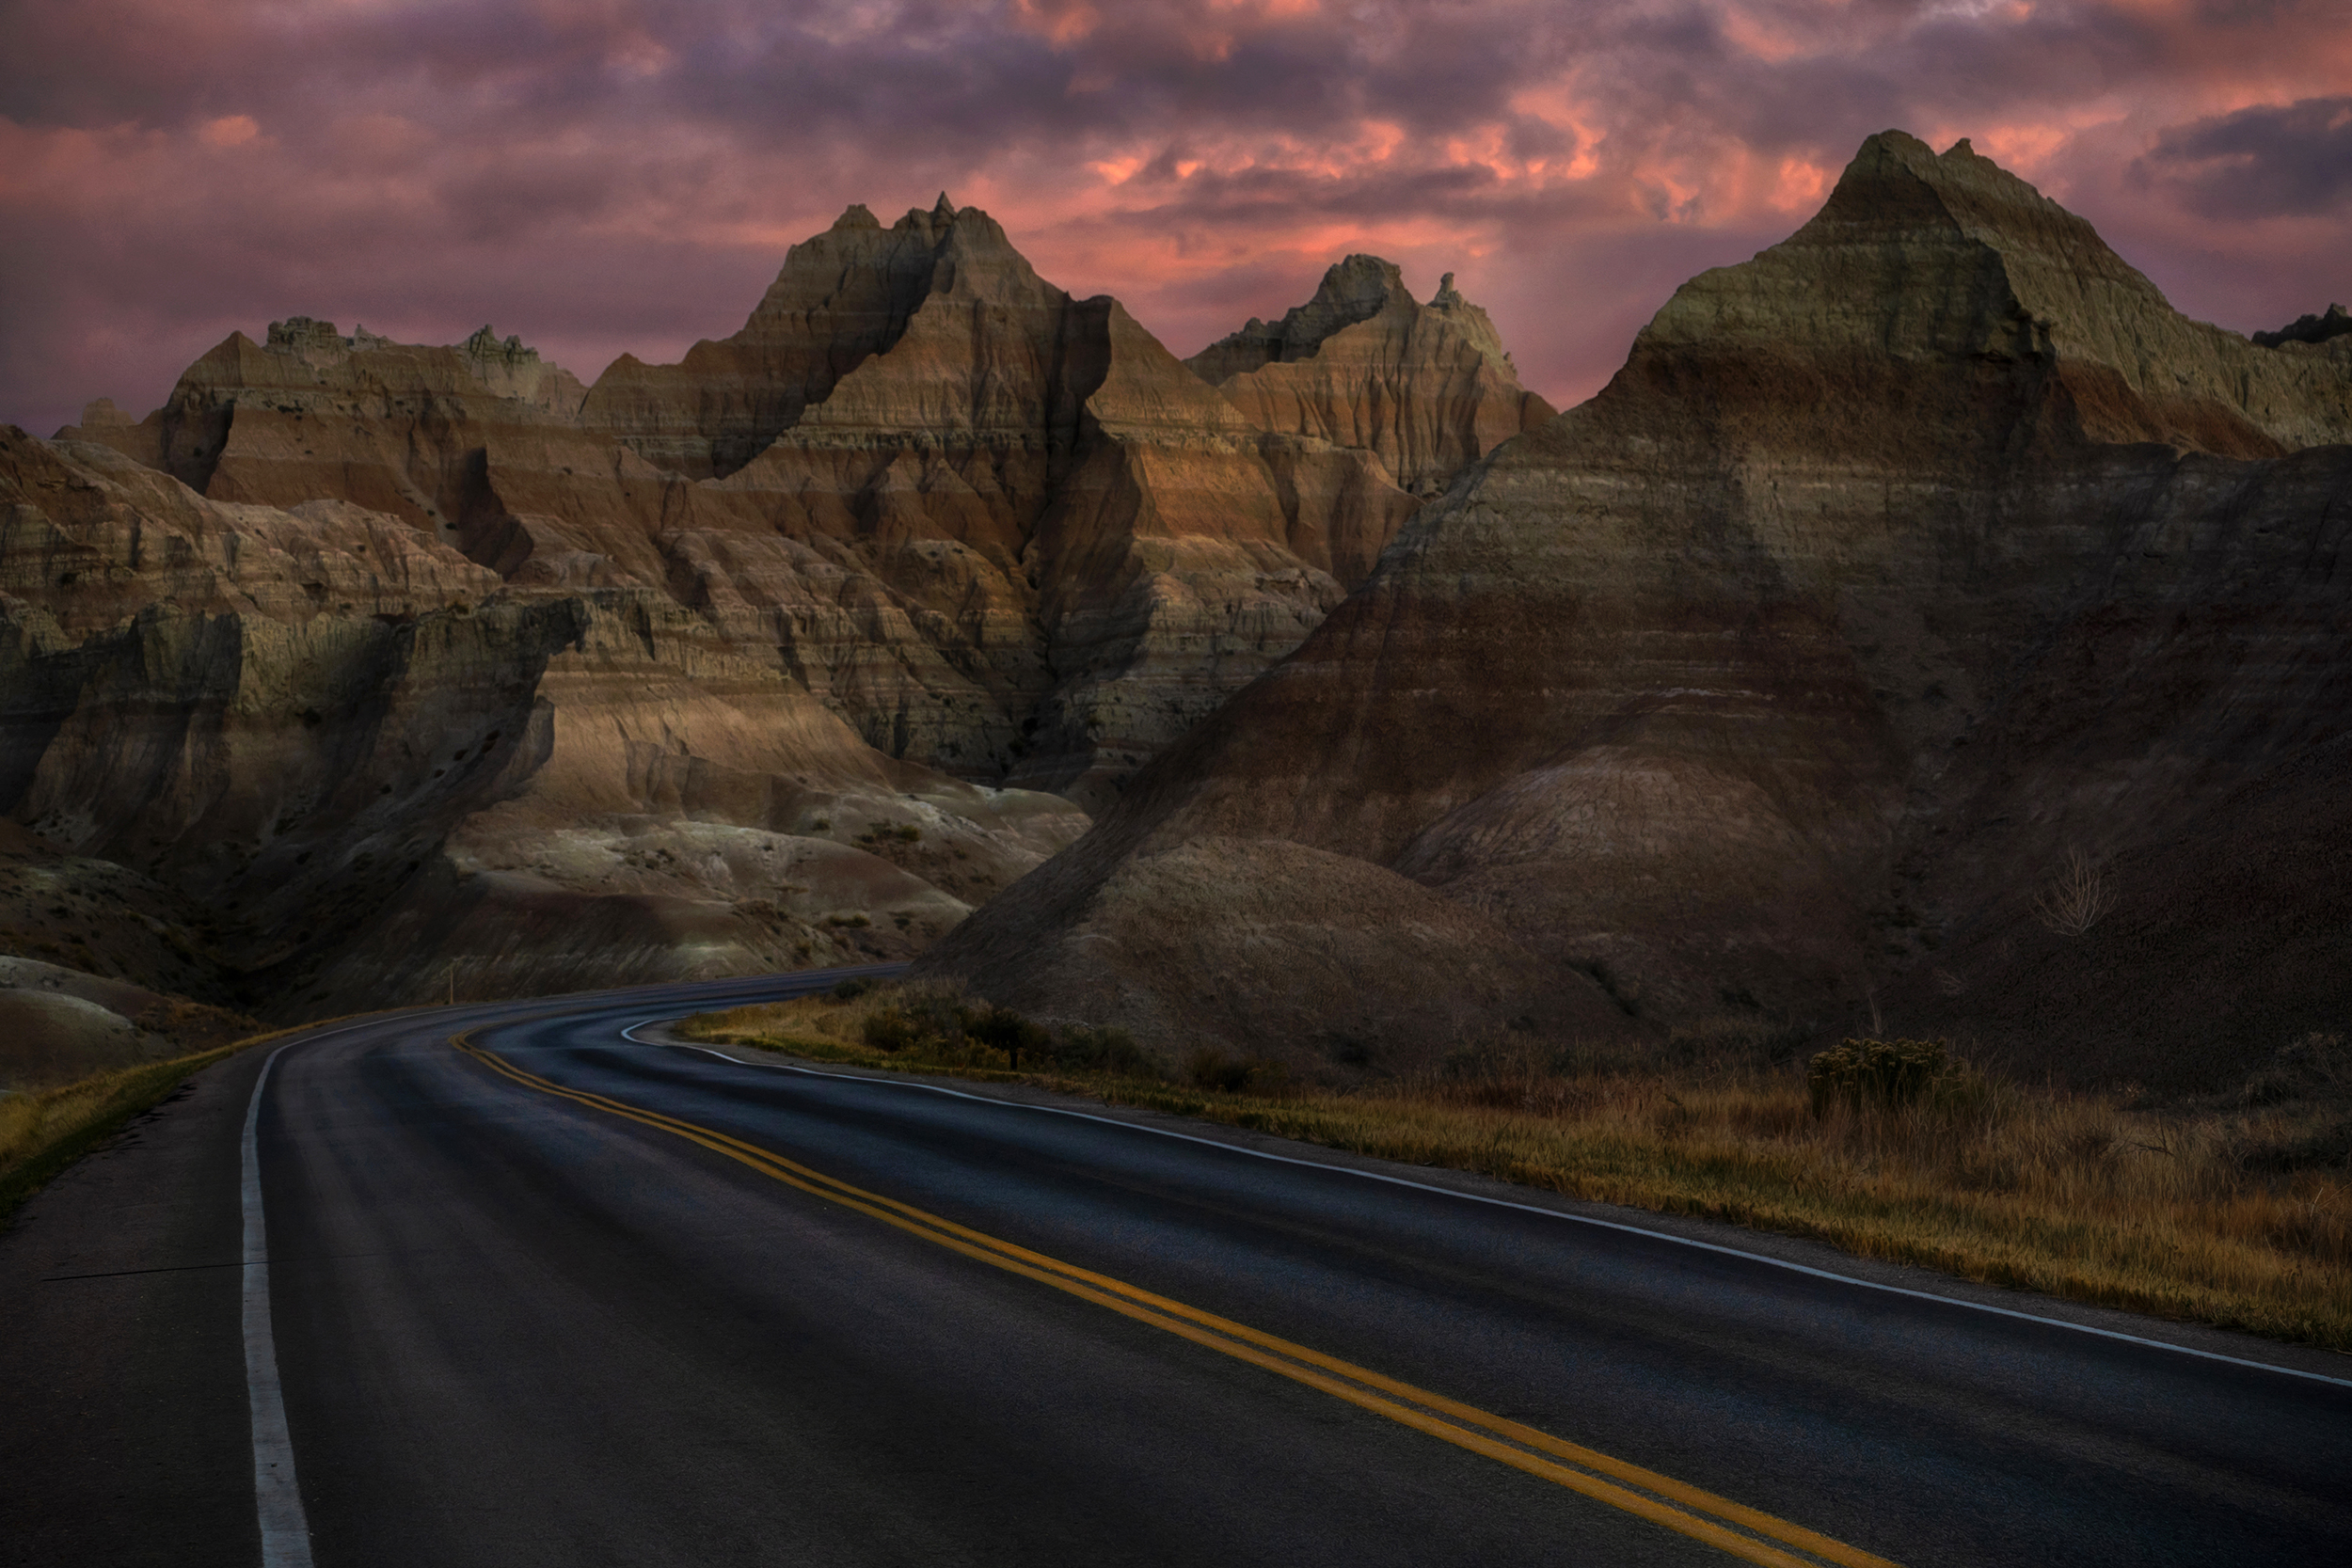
1199 1052 2352 1351
0 1022 312 1226
689 991 2352 1353
685 979 1158 1079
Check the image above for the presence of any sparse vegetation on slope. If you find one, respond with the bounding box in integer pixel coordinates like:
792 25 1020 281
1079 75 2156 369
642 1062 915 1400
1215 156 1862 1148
686 979 1161 1081
0 1037 266 1225
684 990 2352 1351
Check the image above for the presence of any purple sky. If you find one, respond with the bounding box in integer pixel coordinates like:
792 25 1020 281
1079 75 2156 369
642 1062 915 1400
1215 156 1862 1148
5 0 2348 437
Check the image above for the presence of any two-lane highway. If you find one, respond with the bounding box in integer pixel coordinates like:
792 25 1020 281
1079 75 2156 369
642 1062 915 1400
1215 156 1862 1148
8 974 2350 1565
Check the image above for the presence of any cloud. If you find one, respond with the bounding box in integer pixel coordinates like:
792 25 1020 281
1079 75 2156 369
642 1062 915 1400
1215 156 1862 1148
2135 95 2352 219
6 1 2352 436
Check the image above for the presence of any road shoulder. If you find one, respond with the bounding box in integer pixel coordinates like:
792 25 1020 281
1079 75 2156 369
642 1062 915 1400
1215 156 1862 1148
0 1045 270 1568
644 1022 2352 1387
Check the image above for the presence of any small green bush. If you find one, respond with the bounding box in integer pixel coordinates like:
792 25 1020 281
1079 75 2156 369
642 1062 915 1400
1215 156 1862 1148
1808 1037 1948 1116
830 976 877 1001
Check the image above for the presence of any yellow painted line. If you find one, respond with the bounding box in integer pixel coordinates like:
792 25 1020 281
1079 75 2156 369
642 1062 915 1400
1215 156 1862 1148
453 1033 1902 1568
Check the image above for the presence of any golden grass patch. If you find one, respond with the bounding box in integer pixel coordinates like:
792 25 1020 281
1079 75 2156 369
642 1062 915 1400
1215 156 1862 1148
686 992 2352 1352
0 1016 353 1226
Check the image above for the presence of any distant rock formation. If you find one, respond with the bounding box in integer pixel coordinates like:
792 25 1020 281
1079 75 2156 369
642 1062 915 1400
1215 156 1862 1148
13 200 1548 1013
1187 256 1555 497
2254 303 2352 349
920 132 2352 1090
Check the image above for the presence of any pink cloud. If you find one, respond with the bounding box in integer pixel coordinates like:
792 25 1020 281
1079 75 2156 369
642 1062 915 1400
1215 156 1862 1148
5 0 2348 437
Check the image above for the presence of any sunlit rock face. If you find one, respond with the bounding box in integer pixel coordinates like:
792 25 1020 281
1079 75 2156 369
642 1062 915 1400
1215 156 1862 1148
921 133 2352 1089
1187 254 1557 499
57 198 1491 810
1 423 1086 1011
15 198 1539 1011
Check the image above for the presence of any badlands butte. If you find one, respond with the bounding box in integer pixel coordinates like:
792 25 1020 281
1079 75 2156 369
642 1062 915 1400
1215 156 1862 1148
5 131 2350 1093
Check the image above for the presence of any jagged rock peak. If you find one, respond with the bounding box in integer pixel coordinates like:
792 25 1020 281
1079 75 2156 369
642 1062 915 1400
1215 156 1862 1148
1186 252 1551 494
460 325 541 368
916 127 2352 1084
1643 127 2352 455
2255 303 2352 349
264 316 347 354
576 192 1058 480
886 192 964 233
1186 255 1530 385
1186 255 1408 379
1422 270 1518 374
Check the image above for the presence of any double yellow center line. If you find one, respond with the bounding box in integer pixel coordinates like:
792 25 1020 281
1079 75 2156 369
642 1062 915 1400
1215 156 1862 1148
454 1033 1900 1568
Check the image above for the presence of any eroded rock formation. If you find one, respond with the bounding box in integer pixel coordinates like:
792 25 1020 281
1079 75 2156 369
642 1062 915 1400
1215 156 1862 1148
921 132 2352 1089
2254 303 2352 350
3 421 1085 1012
11 199 1536 1014
1187 256 1555 497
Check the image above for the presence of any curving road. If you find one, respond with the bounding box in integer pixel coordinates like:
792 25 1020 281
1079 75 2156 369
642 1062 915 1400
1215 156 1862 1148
5 971 2349 1567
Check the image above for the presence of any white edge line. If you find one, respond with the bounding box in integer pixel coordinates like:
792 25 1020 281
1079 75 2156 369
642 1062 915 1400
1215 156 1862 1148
243 1039 318 1568
614 1017 2352 1393
238 1008 494 1565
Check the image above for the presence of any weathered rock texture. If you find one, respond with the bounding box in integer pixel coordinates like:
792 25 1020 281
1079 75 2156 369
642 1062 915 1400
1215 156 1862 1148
2254 303 2352 350
923 133 2352 1090
13 201 1534 1015
1 423 1089 1013
56 201 1496 814
1187 256 1556 498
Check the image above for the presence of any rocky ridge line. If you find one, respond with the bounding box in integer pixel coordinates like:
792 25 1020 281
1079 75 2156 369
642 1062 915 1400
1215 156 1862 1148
917 131 2352 1092
11 202 1534 1015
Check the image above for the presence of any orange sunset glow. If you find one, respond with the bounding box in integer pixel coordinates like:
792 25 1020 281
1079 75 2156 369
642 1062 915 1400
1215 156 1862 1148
5 0 2347 434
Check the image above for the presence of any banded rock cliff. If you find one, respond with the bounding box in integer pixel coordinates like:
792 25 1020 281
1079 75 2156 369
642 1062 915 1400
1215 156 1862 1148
1188 255 1556 499
922 132 2352 1090
1 424 1087 1010
8 200 1531 1013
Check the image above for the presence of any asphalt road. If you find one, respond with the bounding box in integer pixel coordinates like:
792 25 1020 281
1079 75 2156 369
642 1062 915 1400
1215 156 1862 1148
6 972 2349 1567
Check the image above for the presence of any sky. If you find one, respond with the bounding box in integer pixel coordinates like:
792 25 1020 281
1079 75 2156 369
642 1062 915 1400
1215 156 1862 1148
4 0 2349 436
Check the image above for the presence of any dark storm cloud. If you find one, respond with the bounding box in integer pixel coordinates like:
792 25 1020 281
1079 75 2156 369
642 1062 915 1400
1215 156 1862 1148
2137 96 2352 219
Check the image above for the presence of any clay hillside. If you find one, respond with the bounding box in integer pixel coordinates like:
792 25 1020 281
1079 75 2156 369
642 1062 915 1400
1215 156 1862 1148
0 198 1538 1048
918 132 2352 1093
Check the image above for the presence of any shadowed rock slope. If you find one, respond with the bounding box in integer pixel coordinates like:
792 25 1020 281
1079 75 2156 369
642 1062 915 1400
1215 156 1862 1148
922 133 2352 1090
9 199 1533 1015
2 426 1079 1012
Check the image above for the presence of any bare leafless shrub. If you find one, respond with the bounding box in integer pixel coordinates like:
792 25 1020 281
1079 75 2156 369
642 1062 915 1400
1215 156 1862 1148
2240 1034 2352 1108
2032 847 2116 937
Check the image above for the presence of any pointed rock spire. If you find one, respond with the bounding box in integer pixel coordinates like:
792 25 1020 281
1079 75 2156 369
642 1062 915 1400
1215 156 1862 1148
1188 256 1550 495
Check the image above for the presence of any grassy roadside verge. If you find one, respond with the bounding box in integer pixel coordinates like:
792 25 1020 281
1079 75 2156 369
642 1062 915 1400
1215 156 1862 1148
685 990 2352 1354
0 1021 332 1227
